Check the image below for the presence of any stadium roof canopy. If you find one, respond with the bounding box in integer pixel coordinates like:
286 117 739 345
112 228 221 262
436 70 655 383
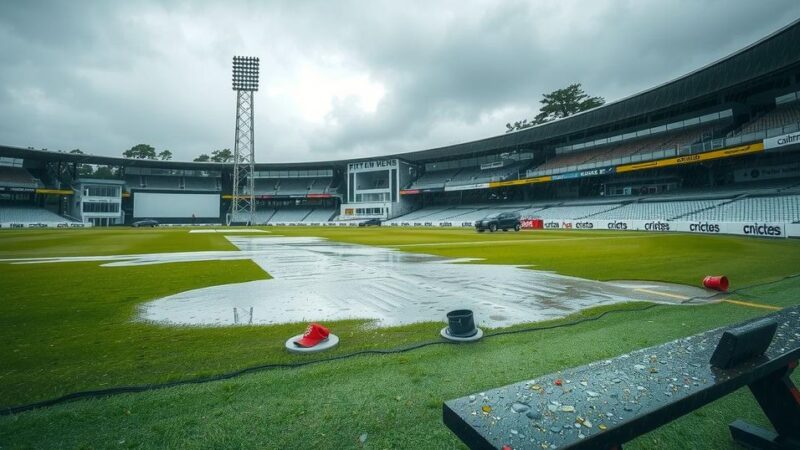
2 19 799 170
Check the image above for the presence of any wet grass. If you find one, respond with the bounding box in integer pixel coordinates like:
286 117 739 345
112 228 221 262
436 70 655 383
0 227 799 449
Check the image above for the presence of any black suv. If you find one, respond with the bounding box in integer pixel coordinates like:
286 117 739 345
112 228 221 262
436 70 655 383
132 219 159 228
475 212 521 232
358 218 382 227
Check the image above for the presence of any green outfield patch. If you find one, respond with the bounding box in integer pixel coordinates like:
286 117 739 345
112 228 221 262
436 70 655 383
0 227 799 448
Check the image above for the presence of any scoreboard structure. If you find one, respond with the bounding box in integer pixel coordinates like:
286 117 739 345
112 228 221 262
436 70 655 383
340 158 416 220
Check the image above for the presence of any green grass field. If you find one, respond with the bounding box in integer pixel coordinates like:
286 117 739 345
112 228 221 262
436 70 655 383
1 227 799 449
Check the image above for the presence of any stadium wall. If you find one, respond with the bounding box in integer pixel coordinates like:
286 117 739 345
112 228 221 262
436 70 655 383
373 218 798 238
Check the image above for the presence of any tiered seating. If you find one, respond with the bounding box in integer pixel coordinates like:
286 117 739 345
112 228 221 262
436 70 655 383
527 203 622 219
682 195 800 223
270 207 312 222
409 169 460 189
736 103 800 135
590 200 724 220
308 178 333 194
0 167 39 188
393 206 455 221
303 208 336 222
533 126 716 174
534 150 599 172
254 179 279 194
251 208 276 224
0 204 70 222
275 178 309 195
447 163 521 186
252 177 332 196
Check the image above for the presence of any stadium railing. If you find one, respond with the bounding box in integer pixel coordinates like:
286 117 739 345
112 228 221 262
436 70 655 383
443 305 800 449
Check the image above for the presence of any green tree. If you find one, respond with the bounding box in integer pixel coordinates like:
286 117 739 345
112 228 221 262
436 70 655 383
158 150 173 161
193 153 210 162
93 165 115 178
78 165 94 177
506 83 605 132
68 149 94 176
123 144 157 160
210 148 233 163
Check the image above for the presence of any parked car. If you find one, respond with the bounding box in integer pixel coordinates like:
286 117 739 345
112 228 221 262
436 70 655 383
358 218 382 227
132 219 159 228
475 212 521 232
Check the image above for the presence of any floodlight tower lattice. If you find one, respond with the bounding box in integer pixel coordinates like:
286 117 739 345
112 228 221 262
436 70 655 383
230 56 259 225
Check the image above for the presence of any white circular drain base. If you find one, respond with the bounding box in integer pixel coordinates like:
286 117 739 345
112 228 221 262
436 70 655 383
285 333 340 353
440 327 484 342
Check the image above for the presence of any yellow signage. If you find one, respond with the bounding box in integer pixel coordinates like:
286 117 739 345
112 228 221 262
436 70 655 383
35 188 73 195
616 142 764 173
489 176 551 188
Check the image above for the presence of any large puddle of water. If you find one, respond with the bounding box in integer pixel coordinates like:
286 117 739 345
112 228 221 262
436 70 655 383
5 236 713 328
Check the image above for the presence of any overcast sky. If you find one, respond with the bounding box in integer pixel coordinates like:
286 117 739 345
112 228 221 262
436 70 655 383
0 1 798 163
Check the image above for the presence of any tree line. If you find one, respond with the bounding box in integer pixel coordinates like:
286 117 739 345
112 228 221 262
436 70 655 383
68 146 234 177
120 144 233 163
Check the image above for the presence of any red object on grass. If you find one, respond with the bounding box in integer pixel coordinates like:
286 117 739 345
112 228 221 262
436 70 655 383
294 323 330 347
703 275 729 292
554 379 562 386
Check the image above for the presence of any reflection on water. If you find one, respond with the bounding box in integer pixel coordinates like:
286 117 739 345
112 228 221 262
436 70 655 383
136 236 711 327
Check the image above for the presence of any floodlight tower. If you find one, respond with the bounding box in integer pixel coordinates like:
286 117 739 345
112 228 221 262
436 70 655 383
230 56 259 225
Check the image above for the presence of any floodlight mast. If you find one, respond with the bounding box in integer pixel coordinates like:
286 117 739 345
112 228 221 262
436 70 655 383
229 56 259 225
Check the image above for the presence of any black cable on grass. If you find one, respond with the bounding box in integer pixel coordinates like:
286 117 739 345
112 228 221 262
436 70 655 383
2 273 798 417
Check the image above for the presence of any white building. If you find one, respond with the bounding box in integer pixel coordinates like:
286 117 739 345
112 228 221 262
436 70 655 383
340 158 416 220
71 179 125 226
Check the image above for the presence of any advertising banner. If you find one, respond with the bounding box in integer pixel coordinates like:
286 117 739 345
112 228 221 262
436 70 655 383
764 131 800 150
527 218 786 238
444 183 490 192
734 163 800 182
551 167 615 181
616 143 764 173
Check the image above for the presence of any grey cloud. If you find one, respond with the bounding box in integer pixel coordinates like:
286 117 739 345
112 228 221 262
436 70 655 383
0 1 798 163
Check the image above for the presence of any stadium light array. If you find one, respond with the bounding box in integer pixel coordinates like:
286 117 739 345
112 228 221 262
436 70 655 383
232 56 260 91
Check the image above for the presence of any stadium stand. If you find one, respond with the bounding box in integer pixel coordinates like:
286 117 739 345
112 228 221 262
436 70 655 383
251 208 277 224
303 208 337 222
531 125 718 175
308 177 333 194
735 103 800 135
521 203 623 219
269 207 313 222
681 194 800 223
589 199 726 220
253 177 331 195
0 166 40 188
446 162 523 186
0 203 70 223
408 168 461 189
276 178 311 195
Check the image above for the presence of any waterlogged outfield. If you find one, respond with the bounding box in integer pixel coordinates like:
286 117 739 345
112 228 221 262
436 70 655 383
1 227 799 449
